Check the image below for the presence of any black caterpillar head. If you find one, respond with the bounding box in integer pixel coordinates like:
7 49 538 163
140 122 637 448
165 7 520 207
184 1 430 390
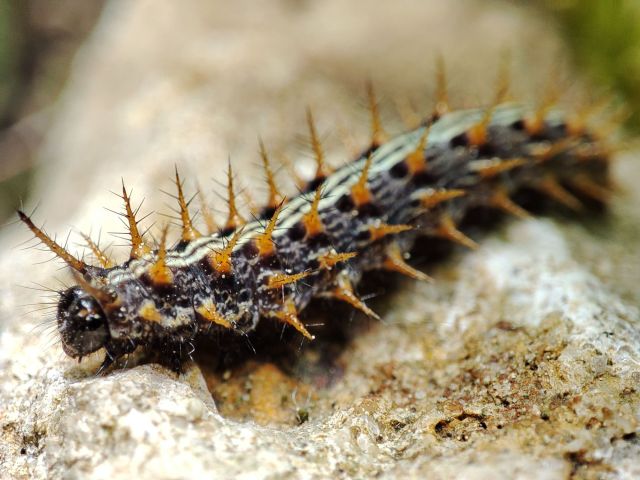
57 287 109 358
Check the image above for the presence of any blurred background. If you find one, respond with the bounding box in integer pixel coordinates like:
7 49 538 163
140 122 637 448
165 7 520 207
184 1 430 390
0 0 637 223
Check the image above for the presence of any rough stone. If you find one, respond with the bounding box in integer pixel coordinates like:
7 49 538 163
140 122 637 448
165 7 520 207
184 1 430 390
1 1 639 479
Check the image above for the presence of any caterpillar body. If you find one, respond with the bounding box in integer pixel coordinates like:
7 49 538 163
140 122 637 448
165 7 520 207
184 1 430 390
19 87 612 373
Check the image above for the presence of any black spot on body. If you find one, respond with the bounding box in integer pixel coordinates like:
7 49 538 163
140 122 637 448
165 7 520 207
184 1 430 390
260 206 277 220
219 226 236 237
357 201 381 218
257 253 282 270
174 240 190 252
237 289 251 303
306 231 330 249
550 121 567 137
477 142 495 157
389 161 409 178
241 241 259 261
355 228 371 242
510 119 525 131
288 222 306 242
335 194 355 212
197 257 214 276
449 132 468 148
358 144 378 159
304 176 326 193
212 274 235 291
142 275 175 296
411 170 438 187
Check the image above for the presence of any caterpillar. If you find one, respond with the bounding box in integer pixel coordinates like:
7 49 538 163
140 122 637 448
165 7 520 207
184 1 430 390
18 76 614 374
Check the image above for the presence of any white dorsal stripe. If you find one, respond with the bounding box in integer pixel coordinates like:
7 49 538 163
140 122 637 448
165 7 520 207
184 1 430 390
107 103 553 284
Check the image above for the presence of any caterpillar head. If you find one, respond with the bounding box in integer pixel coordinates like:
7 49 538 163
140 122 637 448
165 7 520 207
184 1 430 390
57 286 109 358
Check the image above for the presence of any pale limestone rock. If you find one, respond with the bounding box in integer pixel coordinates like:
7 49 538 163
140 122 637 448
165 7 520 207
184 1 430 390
1 1 639 479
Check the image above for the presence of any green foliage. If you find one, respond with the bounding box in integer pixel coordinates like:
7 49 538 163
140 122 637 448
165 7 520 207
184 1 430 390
542 0 640 131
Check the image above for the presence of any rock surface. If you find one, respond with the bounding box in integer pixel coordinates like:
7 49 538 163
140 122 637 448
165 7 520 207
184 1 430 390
1 1 639 479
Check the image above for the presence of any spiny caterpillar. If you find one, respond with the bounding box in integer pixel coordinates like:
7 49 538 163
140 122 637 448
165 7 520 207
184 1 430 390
19 71 615 374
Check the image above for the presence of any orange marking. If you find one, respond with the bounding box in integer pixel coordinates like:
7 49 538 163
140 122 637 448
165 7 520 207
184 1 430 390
525 109 549 136
369 223 413 242
139 301 163 323
174 167 201 242
266 270 311 290
259 139 284 210
224 163 246 232
566 115 585 138
80 232 114 269
121 182 151 259
406 126 431 174
466 121 488 146
473 158 527 179
254 203 284 258
383 242 433 282
525 74 561 136
468 104 499 147
272 300 314 340
330 276 380 321
148 225 173 286
489 189 531 219
306 108 330 181
366 80 387 147
196 299 232 329
17 210 87 273
469 60 513 146
317 250 357 270
302 187 324 237
436 214 479 250
536 176 583 211
420 189 466 209
351 154 373 207
207 227 244 274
